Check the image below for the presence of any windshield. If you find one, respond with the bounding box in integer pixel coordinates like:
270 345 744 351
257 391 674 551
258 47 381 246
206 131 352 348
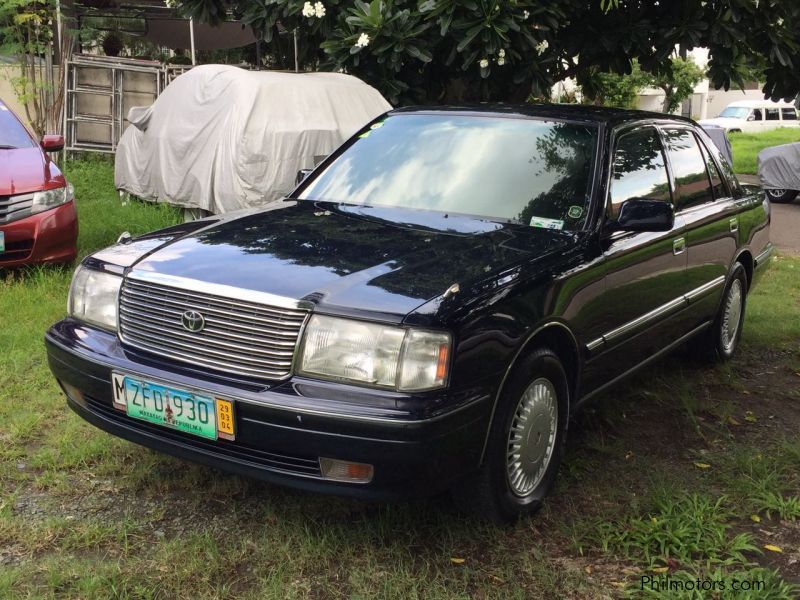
0 103 35 148
299 114 598 231
719 107 750 119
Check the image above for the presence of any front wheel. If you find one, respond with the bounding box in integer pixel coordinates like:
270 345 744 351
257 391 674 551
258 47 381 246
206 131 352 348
765 188 798 204
452 348 569 524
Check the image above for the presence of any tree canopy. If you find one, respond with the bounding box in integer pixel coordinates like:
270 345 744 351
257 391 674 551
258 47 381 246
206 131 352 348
174 0 800 105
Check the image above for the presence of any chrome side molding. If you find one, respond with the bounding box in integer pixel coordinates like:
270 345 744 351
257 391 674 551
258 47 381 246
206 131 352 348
586 275 726 354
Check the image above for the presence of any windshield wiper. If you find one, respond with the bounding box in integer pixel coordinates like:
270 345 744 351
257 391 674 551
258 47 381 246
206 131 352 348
0 145 19 149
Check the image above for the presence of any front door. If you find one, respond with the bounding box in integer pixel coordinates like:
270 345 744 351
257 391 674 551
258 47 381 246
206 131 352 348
582 125 688 391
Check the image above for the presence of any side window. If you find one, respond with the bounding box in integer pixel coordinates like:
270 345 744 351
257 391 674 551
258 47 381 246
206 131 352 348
765 108 781 121
609 127 671 219
781 108 798 121
751 109 763 121
697 136 727 200
695 129 744 198
662 128 714 209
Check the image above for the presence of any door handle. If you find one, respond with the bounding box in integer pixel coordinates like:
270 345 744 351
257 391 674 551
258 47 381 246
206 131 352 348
729 217 739 233
673 237 686 256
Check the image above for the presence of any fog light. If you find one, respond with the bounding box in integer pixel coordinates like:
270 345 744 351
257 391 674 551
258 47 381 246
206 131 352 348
319 458 374 483
60 381 85 403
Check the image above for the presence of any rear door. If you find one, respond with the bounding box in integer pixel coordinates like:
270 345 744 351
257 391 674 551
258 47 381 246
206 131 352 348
661 126 742 328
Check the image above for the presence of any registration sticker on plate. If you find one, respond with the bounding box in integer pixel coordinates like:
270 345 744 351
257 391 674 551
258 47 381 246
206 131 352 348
111 373 235 441
0 231 5 253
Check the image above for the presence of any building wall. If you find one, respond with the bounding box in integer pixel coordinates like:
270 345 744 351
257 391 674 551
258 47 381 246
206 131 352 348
0 65 34 129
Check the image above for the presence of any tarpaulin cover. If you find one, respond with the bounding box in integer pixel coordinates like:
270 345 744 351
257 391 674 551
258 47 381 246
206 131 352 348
114 65 391 213
758 142 800 191
700 125 733 166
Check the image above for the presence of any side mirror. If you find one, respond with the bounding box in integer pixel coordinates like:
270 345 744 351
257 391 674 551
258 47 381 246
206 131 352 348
41 134 64 152
295 168 313 185
614 198 674 232
747 114 756 122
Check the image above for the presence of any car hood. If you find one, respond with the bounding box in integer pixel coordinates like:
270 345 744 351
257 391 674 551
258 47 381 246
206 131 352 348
0 146 64 195
131 201 570 321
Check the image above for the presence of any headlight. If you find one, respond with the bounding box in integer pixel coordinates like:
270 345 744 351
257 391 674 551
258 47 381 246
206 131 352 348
68 265 122 331
32 183 73 214
298 315 451 391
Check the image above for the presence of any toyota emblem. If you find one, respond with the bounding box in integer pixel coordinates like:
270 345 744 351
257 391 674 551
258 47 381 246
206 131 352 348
181 310 205 333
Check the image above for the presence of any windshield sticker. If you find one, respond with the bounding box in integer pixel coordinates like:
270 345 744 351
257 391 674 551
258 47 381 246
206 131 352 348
567 205 584 219
358 130 371 138
530 216 564 230
370 122 384 130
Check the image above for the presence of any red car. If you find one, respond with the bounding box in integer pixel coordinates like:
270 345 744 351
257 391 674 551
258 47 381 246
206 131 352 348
0 98 77 267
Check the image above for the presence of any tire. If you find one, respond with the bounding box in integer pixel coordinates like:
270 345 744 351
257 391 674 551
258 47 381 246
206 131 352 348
690 263 748 362
452 348 569 524
765 188 798 204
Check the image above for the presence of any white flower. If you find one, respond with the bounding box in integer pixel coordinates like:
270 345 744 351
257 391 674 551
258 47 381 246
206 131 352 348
479 58 489 69
314 1 326 17
536 40 549 55
302 1 315 17
356 32 370 48
523 10 530 20
497 57 505 66
498 48 505 58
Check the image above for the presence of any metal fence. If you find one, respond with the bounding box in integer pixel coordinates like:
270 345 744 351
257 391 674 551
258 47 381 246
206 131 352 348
64 54 192 154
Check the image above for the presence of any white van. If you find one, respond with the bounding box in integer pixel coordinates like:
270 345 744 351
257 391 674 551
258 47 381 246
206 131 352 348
699 100 799 133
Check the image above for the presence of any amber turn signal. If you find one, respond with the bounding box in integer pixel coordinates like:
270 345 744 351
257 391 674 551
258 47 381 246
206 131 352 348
319 457 374 483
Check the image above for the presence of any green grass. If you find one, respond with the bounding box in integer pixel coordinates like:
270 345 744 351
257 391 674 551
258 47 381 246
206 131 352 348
1 159 799 598
730 128 800 175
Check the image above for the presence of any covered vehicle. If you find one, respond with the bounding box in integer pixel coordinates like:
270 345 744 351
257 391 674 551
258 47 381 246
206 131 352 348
0 98 77 267
114 65 391 215
758 142 800 203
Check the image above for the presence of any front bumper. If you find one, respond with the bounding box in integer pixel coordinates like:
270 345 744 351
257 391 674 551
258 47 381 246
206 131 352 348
0 201 78 267
45 319 492 499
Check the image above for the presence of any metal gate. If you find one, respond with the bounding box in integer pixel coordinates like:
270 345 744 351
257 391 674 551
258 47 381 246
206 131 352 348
64 54 191 153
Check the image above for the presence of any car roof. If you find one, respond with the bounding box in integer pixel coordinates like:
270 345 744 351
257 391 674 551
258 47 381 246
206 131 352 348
726 99 795 109
389 103 696 128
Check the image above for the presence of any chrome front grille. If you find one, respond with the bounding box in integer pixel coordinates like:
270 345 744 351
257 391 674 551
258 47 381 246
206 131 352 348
0 192 34 224
118 275 309 381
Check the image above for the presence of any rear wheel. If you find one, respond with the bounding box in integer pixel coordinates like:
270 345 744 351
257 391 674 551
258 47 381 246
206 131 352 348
689 263 748 362
765 188 798 203
452 348 569 524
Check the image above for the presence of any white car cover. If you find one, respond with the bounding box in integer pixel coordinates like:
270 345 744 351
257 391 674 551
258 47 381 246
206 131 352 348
758 142 800 191
114 65 392 213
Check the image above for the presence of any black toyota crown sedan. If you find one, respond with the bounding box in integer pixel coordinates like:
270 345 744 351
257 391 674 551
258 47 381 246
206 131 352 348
46 105 772 522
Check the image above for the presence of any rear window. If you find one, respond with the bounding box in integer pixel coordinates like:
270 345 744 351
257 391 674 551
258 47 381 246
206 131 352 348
663 128 714 209
0 103 35 148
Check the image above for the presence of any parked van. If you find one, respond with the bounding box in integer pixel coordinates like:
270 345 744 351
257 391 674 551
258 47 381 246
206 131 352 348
699 100 799 133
